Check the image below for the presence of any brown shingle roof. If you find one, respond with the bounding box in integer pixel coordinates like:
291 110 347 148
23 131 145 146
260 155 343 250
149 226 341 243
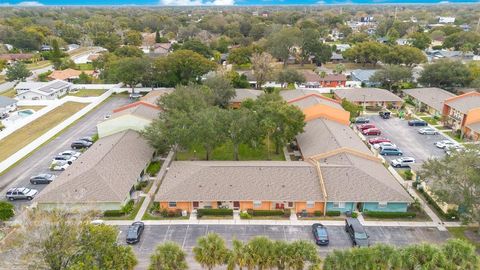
48 68 94 81
319 74 347 82
231 89 263 103
444 92 480 114
36 130 154 204
155 161 324 202
301 70 321 82
0 53 34 61
333 88 403 103
403 88 456 112
111 103 159 121
140 89 174 105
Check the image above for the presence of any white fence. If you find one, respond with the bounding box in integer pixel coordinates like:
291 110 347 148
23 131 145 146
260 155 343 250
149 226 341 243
0 89 113 173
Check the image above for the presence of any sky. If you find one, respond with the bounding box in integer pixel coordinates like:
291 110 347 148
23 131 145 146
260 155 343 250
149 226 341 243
0 0 479 6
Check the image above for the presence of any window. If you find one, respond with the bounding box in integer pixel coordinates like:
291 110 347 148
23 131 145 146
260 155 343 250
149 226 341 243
168 202 177 208
253 201 262 208
192 202 199 208
287 202 294 208
378 202 388 208
333 202 345 209
306 201 315 208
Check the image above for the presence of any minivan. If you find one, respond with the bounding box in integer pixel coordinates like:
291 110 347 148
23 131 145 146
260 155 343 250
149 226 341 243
345 218 369 247
380 147 403 156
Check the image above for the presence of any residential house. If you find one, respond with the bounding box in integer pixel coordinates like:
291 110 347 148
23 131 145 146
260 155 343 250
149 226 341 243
442 91 480 141
15 80 72 100
403 88 456 116
35 130 155 211
438 17 455 24
350 69 380 87
0 53 35 64
0 96 17 114
139 88 174 105
97 101 160 138
47 68 95 82
298 70 321 88
335 44 351 52
230 89 263 108
319 74 347 88
150 43 172 56
330 52 344 63
240 70 283 89
333 88 404 109
155 161 325 214
67 44 80 51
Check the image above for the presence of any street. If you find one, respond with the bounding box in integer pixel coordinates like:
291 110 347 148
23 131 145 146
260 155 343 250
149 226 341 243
0 96 129 209
118 224 451 270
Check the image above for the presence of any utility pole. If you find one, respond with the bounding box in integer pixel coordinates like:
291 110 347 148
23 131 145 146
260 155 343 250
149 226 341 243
476 17 480 32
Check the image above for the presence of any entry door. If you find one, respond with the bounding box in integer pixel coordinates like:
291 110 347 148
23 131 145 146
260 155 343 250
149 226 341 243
192 201 199 209
233 201 240 209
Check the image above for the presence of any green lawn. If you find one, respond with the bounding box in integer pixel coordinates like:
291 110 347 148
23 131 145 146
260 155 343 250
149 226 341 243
26 60 51 70
76 63 94 70
448 227 480 251
0 88 16 98
444 131 464 143
0 102 87 162
69 89 105 97
420 116 439 125
176 141 285 161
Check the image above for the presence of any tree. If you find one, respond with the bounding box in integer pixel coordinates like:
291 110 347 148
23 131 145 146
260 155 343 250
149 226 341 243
0 59 6 72
334 64 346 74
192 107 227 160
6 62 32 82
149 242 188 270
114 45 144 58
442 239 480 269
267 27 302 66
343 41 388 67
51 39 63 69
203 74 236 108
225 70 249 88
0 201 14 224
124 30 142 46
193 233 230 270
400 243 447 270
251 52 273 89
341 98 362 119
154 50 216 86
227 239 249 270
443 31 480 51
409 32 432 50
370 65 413 93
419 59 472 89
299 28 320 65
180 39 213 58
225 108 261 161
228 47 252 66
108 57 148 93
276 68 305 87
323 244 401 270
155 30 161 43
286 240 320 270
245 237 275 270
73 72 93 84
419 144 480 226
383 45 426 66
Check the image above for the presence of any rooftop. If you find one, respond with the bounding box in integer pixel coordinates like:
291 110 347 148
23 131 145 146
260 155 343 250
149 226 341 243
48 68 94 81
140 88 174 105
231 89 264 103
0 96 17 107
444 92 480 114
350 69 379 82
333 88 403 103
403 88 456 112
111 101 160 121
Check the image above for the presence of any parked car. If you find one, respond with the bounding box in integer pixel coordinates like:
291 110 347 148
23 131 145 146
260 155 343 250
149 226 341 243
353 117 370 124
71 140 92 149
390 157 416 168
50 160 70 171
357 123 376 131
368 137 391 145
52 154 76 165
312 223 329 246
362 128 381 136
129 93 142 99
126 221 145 244
6 187 38 201
379 111 391 119
58 150 81 159
0 112 8 120
79 136 94 143
373 142 397 150
408 120 427 126
345 218 369 247
435 140 457 149
30 173 56 184
418 128 439 135
380 147 403 156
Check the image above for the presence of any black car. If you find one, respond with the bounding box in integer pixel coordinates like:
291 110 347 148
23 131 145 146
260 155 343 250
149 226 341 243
345 218 369 247
312 223 329 246
30 173 55 184
408 120 427 126
379 111 391 119
126 221 144 244
71 140 92 149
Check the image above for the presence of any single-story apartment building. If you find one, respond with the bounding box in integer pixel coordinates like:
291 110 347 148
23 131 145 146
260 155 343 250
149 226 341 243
15 80 72 100
48 68 96 82
0 53 35 64
442 91 480 141
403 87 456 116
333 88 404 109
0 96 17 114
35 130 154 211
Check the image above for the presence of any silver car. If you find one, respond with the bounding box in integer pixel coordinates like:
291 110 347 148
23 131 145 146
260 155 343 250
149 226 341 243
6 187 38 201
418 128 438 135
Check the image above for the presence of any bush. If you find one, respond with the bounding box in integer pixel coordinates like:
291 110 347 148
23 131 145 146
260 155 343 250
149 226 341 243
249 209 285 216
160 208 168 217
146 161 162 176
418 188 456 220
351 212 358 218
445 209 459 220
0 201 15 221
326 211 341 216
103 209 125 217
121 199 134 214
283 209 291 217
150 202 160 213
167 209 183 217
364 211 416 218
239 212 252 219
197 208 233 218
135 181 149 191
314 211 323 217
404 170 413 180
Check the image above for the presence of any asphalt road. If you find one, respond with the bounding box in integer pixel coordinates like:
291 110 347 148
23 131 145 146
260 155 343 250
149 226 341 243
367 115 449 164
0 96 129 209
118 224 451 270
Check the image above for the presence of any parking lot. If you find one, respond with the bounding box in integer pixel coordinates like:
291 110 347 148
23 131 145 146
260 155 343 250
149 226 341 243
118 224 451 269
366 115 450 164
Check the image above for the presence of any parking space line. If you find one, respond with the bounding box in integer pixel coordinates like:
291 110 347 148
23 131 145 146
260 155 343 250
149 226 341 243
182 225 190 249
282 225 287 241
163 225 170 242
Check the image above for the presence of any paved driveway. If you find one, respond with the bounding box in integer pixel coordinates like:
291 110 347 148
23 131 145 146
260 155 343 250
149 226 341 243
367 115 450 164
118 224 451 270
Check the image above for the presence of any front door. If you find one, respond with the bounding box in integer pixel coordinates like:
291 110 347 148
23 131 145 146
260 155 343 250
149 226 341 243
275 203 284 209
233 201 240 209
192 201 199 209
356 202 363 212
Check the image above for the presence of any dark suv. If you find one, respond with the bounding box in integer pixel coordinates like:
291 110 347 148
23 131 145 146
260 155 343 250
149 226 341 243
345 218 369 247
71 140 92 150
312 223 329 246
408 120 427 126
126 221 144 244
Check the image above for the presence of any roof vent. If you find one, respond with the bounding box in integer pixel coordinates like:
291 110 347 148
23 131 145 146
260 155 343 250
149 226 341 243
281 185 285 188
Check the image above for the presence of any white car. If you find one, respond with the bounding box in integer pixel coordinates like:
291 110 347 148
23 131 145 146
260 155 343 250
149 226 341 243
373 142 397 150
435 140 457 149
390 157 416 168
58 150 81 159
50 160 70 171
418 128 439 135
52 154 77 165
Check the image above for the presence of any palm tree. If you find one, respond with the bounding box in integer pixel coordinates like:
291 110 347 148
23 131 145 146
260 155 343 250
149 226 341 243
287 240 320 270
400 243 448 270
442 239 480 270
272 240 290 270
148 242 188 270
193 233 230 270
245 236 275 270
227 239 248 270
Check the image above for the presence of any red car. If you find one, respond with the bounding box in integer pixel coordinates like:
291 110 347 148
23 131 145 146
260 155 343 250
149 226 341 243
357 124 376 131
362 128 381 136
368 137 391 144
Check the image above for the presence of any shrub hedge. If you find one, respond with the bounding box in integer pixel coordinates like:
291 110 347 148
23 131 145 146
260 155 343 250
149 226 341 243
326 211 341 216
197 208 233 217
364 211 416 218
0 201 15 221
314 211 323 217
418 188 458 221
247 209 284 216
103 210 125 217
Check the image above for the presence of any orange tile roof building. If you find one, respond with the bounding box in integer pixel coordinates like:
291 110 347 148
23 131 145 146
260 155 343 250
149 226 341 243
442 91 480 141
